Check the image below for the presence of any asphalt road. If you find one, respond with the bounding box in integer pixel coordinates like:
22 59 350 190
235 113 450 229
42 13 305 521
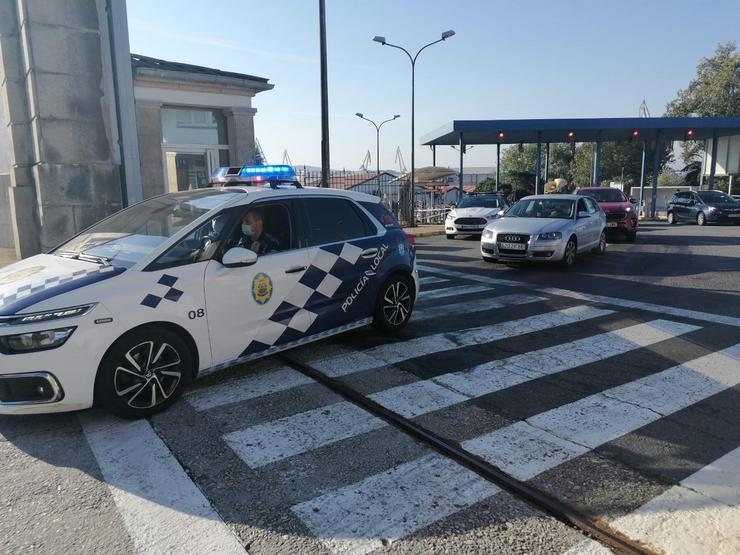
1 222 739 554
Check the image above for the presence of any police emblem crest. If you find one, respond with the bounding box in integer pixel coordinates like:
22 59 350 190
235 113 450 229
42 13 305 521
251 272 273 304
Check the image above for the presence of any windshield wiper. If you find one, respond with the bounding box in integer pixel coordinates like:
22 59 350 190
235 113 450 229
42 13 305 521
53 250 110 266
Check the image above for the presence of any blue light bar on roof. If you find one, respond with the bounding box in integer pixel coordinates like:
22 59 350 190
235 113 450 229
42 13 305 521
239 165 295 179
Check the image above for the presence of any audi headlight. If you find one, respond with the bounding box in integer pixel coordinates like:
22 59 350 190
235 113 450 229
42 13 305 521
0 327 76 354
2 304 95 326
482 229 494 239
538 232 562 241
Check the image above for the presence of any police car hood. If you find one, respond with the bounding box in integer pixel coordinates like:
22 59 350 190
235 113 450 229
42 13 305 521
0 254 124 315
452 206 499 218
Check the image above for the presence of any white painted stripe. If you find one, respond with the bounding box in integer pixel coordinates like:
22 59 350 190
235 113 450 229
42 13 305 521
419 264 740 328
604 446 740 555
414 293 544 321
436 319 699 397
227 319 692 468
312 305 613 378
418 284 491 300
187 366 313 411
291 453 499 555
80 414 244 554
223 402 384 468
562 540 614 554
462 344 740 482
418 276 449 286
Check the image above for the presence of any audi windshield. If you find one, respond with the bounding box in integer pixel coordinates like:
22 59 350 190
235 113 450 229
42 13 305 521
506 198 575 219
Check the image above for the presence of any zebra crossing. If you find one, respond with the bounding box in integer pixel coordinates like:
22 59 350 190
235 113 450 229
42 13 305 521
163 267 740 554
6 266 737 554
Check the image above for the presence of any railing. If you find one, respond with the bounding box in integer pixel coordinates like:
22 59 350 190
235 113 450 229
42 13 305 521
414 207 448 224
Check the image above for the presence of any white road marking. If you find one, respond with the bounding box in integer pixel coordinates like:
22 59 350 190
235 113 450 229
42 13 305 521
414 293 544 321
435 319 699 397
80 414 244 554
187 366 313 411
419 264 740 328
223 402 384 468
418 284 492 300
418 276 449 286
312 305 613 378
291 453 499 555
604 446 740 555
462 344 740 481
226 319 692 468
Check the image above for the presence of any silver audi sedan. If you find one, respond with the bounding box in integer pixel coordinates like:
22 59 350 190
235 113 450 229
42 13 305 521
480 194 607 266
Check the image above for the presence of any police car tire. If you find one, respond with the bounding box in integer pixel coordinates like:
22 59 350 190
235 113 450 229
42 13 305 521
373 273 415 332
95 327 193 419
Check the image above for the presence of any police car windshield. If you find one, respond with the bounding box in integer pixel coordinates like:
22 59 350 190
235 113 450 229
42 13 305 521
55 190 241 268
507 198 575 219
457 195 500 209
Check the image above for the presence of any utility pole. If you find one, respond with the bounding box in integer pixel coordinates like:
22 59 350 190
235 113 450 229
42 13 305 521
319 0 330 187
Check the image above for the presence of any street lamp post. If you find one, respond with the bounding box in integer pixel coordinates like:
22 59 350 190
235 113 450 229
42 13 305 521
355 113 400 180
373 30 455 226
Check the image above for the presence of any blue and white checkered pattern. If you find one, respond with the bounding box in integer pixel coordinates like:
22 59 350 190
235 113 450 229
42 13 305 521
240 242 365 356
141 274 184 309
0 266 117 309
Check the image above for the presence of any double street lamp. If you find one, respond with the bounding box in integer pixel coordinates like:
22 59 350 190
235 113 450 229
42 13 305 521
373 30 455 226
355 113 400 180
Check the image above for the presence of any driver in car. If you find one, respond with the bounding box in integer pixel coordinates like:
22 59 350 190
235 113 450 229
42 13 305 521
238 209 280 255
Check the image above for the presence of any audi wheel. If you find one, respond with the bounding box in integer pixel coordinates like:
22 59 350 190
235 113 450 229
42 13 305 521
96 327 192 419
561 236 578 267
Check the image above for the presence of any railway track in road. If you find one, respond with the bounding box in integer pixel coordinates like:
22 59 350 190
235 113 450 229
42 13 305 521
279 353 655 555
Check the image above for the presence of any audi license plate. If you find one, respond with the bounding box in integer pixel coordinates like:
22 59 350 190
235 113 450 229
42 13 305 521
606 222 618 227
499 242 526 250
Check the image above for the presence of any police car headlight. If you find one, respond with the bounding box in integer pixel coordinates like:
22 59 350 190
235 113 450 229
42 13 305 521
538 232 562 241
482 229 494 239
4 304 96 326
0 327 76 354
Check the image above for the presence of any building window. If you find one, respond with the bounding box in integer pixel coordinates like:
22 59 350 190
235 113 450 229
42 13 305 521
161 107 228 145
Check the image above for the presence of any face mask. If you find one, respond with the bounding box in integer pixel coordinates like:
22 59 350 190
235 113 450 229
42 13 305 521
242 224 255 237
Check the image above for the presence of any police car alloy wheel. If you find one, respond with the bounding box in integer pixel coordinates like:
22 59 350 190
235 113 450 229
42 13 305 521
95 328 192 419
373 274 414 332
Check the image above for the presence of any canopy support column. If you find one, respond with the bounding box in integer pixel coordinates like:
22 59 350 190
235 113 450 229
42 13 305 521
544 142 550 183
458 133 464 201
708 128 718 190
495 143 500 192
534 132 542 195
650 131 661 219
432 145 436 167
638 141 647 219
592 139 602 186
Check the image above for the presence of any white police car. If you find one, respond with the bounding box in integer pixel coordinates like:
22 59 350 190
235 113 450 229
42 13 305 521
0 166 418 418
445 192 508 238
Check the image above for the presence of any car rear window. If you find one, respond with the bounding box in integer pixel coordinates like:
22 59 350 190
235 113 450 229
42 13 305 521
360 201 401 230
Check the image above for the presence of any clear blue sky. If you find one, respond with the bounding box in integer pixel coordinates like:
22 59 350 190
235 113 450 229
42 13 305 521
127 0 739 171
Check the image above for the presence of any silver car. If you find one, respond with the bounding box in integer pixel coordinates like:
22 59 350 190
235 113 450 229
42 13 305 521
480 194 607 266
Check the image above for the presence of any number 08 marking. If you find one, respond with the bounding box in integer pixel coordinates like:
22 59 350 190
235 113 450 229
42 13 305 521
188 308 205 320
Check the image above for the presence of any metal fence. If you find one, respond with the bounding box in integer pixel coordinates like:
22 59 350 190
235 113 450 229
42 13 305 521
294 170 491 227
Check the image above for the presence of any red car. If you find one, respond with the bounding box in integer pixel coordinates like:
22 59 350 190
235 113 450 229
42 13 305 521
576 187 638 242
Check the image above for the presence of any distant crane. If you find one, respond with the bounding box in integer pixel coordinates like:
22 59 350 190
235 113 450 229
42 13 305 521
395 146 407 173
282 149 292 166
360 150 372 171
254 138 268 165
639 100 651 118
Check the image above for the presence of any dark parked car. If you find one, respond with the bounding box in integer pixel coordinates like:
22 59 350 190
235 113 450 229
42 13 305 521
667 191 740 226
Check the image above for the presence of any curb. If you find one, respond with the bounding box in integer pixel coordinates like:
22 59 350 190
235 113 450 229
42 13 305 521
406 229 446 238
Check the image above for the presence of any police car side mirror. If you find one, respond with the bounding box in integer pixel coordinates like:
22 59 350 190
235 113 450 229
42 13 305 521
222 247 257 268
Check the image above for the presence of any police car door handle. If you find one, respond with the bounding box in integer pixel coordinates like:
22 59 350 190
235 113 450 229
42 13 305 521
285 265 307 274
361 248 379 258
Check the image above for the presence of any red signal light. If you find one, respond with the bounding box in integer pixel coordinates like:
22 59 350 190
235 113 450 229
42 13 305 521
686 129 694 138
497 131 505 141
566 131 575 140
632 130 639 137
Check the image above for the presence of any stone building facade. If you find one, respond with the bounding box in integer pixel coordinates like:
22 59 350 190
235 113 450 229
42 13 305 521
0 1 272 259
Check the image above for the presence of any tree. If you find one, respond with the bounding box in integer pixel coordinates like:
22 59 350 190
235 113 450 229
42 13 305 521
475 176 496 193
665 42 740 165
